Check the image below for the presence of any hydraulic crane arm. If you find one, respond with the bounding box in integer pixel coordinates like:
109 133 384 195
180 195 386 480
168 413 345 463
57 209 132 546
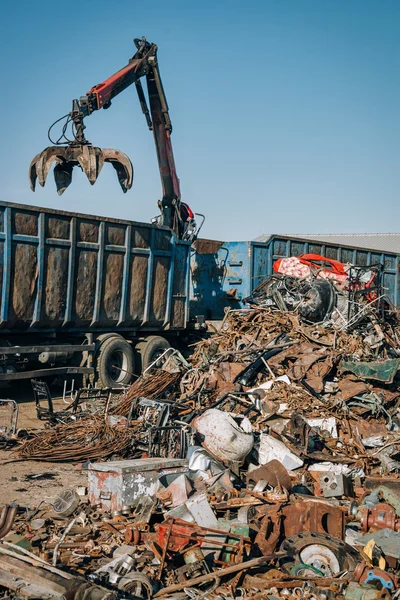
29 37 195 239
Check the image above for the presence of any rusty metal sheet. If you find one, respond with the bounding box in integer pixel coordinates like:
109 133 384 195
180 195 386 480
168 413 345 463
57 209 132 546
337 376 370 401
102 252 124 320
193 238 225 255
283 498 344 539
150 257 169 324
44 246 69 324
255 506 282 555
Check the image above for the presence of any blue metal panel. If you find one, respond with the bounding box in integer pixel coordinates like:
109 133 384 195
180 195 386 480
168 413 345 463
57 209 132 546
0 208 12 324
268 236 400 308
164 234 176 326
63 217 76 326
190 242 227 320
143 227 155 325
190 241 250 320
0 201 190 333
223 241 252 298
117 225 132 326
252 243 270 289
191 235 400 319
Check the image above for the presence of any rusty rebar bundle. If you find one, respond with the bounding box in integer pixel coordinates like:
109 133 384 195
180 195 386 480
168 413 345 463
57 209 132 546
112 370 180 416
17 415 134 462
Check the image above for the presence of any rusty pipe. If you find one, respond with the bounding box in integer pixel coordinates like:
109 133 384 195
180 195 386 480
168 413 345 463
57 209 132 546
0 505 18 540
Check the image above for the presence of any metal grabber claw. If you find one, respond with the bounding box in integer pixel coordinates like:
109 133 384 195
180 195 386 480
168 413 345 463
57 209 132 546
29 145 133 196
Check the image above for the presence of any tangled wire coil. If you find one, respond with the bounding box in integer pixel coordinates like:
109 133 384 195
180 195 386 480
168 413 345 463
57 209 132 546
17 415 134 462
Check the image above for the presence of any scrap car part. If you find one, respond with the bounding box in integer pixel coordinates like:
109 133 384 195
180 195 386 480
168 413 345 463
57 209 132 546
282 498 345 540
313 471 354 499
148 425 189 459
289 563 325 577
254 506 282 555
117 572 154 598
0 399 18 443
279 533 361 576
354 561 398 591
53 490 80 517
363 486 400 516
344 582 391 600
246 460 292 492
71 387 116 416
360 503 400 532
126 398 170 429
247 275 337 323
174 545 210 583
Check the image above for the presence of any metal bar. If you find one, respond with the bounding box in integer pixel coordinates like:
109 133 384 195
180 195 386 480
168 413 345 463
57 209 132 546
45 238 71 248
107 244 172 256
249 241 254 294
0 506 18 540
76 243 170 257
63 217 76 326
153 553 285 597
91 221 105 326
8 234 38 244
0 367 94 381
31 212 45 326
0 208 12 325
0 344 95 355
143 227 155 324
118 225 132 326
163 235 175 326
152 250 171 258
76 241 100 250
185 243 190 327
267 238 273 276
130 248 150 256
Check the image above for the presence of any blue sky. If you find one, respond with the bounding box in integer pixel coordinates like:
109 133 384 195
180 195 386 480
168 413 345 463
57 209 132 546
0 0 399 240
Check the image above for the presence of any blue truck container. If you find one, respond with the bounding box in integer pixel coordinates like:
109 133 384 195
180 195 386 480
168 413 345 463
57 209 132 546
191 235 400 320
0 201 191 385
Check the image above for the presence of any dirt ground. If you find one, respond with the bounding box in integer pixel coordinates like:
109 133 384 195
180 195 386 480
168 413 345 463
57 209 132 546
0 381 87 507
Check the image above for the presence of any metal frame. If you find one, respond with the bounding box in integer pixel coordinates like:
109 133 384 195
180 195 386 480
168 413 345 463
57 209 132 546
0 367 93 381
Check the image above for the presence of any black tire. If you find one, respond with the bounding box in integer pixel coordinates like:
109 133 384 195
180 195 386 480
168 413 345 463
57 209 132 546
134 336 171 373
96 336 134 388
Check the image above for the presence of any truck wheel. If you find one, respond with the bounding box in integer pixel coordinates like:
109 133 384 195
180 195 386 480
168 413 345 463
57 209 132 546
135 336 171 373
96 336 134 388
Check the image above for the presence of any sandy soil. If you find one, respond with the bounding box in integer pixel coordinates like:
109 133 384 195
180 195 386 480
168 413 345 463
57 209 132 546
0 381 87 507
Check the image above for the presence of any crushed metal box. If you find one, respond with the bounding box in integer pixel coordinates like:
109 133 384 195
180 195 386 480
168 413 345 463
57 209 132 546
88 458 188 512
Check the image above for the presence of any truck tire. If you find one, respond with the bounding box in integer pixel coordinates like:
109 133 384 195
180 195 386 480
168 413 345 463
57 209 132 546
135 336 171 373
96 335 134 388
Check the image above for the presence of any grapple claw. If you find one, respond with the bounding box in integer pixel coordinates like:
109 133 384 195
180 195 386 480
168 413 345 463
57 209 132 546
75 145 101 186
28 152 41 192
101 148 134 193
53 161 74 196
29 145 134 195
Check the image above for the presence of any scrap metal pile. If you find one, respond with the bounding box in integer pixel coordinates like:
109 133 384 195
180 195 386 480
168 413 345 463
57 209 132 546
3 299 400 599
247 253 391 329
